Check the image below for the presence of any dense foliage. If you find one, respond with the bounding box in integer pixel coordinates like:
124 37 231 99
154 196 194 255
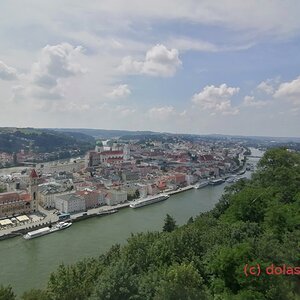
2 148 300 299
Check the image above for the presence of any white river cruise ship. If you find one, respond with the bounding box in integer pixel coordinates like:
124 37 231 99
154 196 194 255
129 194 170 209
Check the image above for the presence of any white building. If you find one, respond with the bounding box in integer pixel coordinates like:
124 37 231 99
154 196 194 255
106 190 127 206
38 182 73 208
55 193 86 213
185 174 197 185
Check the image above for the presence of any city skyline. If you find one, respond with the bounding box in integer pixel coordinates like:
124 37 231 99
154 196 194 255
1 1 300 137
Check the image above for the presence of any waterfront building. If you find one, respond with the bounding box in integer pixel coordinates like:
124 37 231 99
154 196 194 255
185 174 197 185
173 173 187 185
38 183 72 209
106 190 127 206
76 190 105 208
55 193 86 213
147 184 160 195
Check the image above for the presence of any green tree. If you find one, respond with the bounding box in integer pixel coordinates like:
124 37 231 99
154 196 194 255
21 289 50 300
154 263 209 300
135 189 140 199
0 285 16 300
91 260 138 300
48 258 102 300
163 214 177 232
187 216 194 224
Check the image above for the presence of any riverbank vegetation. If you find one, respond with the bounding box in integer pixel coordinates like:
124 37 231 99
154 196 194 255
1 148 300 299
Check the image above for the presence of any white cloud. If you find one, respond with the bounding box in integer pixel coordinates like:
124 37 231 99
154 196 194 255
290 107 299 115
107 84 131 99
148 106 176 119
192 83 240 115
257 81 274 95
243 95 268 108
256 78 281 95
2 1 300 41
167 37 218 52
274 76 300 106
119 44 181 77
49 102 91 113
13 43 85 102
31 43 85 88
167 37 254 53
115 106 136 117
0 61 18 80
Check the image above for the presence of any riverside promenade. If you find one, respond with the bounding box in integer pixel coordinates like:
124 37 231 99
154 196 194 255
0 203 130 239
0 206 59 239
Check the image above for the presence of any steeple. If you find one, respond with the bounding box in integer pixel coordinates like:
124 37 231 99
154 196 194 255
30 169 38 179
29 169 38 212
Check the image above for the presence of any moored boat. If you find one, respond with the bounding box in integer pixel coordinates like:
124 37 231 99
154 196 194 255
209 178 225 186
97 209 118 216
194 180 209 189
23 221 72 240
130 194 169 208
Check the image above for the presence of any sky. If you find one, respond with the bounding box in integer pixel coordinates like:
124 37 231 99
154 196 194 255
0 1 300 137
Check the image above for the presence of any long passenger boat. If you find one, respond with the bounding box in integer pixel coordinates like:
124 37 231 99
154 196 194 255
23 221 72 240
129 194 169 208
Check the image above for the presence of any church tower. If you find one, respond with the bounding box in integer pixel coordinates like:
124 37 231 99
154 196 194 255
123 144 130 161
29 169 39 212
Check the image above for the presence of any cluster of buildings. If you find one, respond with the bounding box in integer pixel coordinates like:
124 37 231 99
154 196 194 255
0 169 39 218
0 138 245 219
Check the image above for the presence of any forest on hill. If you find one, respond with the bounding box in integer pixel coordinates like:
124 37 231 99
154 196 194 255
0 128 94 154
1 148 300 300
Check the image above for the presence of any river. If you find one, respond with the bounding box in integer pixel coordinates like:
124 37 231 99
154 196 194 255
0 150 263 295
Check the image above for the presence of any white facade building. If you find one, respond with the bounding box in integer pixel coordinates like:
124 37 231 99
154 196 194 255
55 193 86 213
106 190 127 206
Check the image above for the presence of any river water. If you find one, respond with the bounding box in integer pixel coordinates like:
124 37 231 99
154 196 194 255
0 150 263 295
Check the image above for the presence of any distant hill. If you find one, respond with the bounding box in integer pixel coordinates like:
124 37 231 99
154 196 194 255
0 128 95 154
51 128 160 139
50 128 300 143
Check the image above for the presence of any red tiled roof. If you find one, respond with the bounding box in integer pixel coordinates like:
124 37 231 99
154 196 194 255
101 151 123 155
107 157 123 163
0 192 31 203
30 169 38 178
0 192 20 203
20 193 31 201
